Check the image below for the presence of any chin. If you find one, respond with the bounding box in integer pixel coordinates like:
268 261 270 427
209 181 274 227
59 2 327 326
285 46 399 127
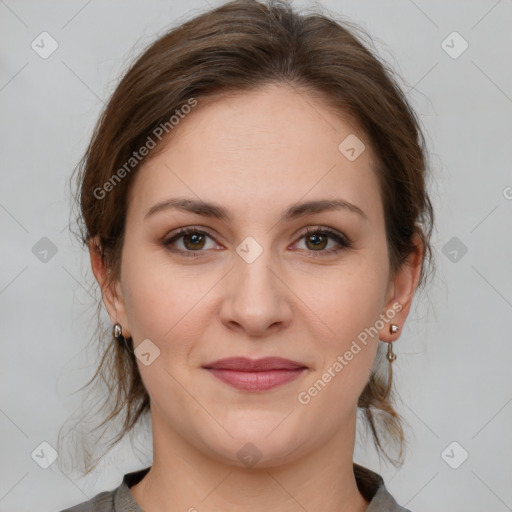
197 421 308 469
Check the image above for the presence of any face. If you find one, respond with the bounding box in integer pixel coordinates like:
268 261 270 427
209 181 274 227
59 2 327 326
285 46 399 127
94 83 417 468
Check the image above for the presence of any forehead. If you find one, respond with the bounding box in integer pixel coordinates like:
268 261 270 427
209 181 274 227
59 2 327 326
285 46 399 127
127 83 382 225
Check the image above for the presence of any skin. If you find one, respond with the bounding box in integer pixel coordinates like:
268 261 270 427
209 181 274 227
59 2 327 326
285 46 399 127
90 83 422 512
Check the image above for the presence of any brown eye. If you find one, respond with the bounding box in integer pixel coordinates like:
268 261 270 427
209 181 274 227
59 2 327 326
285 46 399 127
295 227 352 257
304 232 329 251
163 228 217 257
182 232 206 250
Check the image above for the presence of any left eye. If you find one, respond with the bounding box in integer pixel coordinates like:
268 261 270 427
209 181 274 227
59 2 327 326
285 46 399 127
163 226 352 258
295 228 351 255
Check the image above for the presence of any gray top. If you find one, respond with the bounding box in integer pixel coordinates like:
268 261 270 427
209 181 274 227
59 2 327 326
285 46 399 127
58 463 413 511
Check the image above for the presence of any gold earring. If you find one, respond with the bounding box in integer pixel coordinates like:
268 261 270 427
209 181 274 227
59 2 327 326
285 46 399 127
379 323 399 401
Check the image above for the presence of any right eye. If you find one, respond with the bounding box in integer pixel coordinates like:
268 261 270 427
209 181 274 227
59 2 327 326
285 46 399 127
162 227 220 257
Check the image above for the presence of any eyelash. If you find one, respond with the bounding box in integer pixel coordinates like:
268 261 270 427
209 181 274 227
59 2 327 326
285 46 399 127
162 226 352 259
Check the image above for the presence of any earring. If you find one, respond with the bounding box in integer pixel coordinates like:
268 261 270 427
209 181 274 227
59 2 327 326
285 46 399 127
113 323 123 339
378 323 399 401
387 324 399 362
113 322 131 352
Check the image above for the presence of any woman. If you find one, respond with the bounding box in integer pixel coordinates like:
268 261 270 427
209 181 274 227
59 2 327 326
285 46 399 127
59 0 435 510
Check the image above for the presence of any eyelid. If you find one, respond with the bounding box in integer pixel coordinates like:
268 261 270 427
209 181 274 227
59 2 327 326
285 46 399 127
162 226 222 253
295 225 351 244
162 224 352 256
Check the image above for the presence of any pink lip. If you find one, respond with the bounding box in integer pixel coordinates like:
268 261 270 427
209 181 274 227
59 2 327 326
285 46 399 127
202 357 308 391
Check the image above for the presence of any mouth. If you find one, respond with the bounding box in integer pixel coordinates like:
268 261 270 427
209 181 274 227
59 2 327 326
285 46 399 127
202 357 308 392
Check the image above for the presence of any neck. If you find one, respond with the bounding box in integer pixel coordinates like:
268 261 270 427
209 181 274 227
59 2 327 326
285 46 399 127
130 409 369 512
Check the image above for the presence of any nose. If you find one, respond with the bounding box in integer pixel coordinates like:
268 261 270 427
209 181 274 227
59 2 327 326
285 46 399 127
218 247 293 337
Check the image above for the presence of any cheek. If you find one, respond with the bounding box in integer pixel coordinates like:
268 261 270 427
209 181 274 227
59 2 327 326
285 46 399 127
311 256 389 344
331 278 386 344
301 259 388 401
120 246 213 354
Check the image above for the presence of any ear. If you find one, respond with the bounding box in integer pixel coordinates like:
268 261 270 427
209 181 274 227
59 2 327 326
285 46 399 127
379 232 423 342
88 236 131 338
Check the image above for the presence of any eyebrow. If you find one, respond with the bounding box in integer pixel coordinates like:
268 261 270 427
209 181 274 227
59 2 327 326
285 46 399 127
144 197 368 223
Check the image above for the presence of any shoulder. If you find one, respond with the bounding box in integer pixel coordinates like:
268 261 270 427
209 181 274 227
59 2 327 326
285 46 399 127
56 488 116 512
353 463 413 512
56 466 150 512
368 485 414 511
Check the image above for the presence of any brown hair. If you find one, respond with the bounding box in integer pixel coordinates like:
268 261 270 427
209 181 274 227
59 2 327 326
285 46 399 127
60 0 435 476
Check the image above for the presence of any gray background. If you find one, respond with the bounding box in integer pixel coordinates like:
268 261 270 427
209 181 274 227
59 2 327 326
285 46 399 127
1 1 511 511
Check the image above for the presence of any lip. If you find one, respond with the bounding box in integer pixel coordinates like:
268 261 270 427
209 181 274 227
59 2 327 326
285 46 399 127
203 357 306 371
202 357 308 392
